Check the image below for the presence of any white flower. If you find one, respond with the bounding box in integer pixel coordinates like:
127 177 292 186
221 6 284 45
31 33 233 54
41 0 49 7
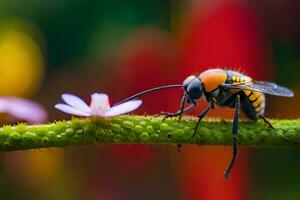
55 93 142 117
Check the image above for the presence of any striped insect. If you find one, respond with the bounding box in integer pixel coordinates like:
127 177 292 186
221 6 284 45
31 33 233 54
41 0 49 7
115 68 294 178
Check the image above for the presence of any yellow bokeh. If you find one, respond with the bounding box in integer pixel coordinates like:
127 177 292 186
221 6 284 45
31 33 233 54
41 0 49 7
4 148 65 189
25 149 65 188
0 22 44 96
0 21 62 191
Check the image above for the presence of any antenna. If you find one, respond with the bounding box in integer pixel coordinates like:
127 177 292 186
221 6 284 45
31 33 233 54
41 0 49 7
114 84 182 106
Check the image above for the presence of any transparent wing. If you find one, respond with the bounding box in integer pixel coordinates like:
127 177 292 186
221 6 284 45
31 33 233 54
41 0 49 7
221 81 294 97
254 81 278 87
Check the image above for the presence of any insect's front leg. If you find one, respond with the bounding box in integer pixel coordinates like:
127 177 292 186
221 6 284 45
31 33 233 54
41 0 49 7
155 94 196 120
155 94 186 118
224 95 240 179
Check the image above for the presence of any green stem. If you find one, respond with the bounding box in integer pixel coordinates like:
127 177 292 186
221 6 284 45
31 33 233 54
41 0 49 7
0 116 300 151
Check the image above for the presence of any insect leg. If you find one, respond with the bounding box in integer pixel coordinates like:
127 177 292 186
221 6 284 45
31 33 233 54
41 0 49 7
224 95 240 179
178 94 187 120
189 103 213 141
156 94 186 117
259 115 275 130
156 105 196 120
156 94 197 120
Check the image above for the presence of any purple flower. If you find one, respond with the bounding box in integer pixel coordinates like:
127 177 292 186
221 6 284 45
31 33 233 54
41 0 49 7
55 93 142 117
0 97 47 124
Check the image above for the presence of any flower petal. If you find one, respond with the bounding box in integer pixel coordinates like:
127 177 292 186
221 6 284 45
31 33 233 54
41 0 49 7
55 103 90 116
103 100 142 117
62 94 91 113
90 93 110 109
0 97 47 124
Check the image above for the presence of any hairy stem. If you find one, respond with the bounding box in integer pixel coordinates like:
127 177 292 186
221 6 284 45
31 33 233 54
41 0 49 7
0 116 299 151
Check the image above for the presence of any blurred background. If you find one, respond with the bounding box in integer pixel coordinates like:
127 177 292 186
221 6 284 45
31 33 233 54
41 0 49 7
0 0 299 199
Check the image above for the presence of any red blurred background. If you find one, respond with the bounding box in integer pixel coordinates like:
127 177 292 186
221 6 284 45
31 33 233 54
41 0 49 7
0 0 299 199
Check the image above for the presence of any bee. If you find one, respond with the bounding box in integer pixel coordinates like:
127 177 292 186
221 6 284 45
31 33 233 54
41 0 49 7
115 68 294 178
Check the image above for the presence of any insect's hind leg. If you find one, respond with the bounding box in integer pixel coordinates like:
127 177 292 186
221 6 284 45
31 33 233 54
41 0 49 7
224 95 240 179
259 115 275 130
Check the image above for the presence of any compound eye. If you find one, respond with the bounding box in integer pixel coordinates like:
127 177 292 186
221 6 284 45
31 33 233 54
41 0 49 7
187 79 202 100
183 75 196 89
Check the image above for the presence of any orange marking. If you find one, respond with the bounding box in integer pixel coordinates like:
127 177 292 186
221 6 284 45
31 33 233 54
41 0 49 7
253 98 261 107
199 69 227 92
249 92 260 101
244 90 251 96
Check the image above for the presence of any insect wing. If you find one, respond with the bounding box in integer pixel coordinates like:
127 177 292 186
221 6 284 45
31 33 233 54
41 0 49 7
221 81 294 97
253 81 294 97
253 81 278 87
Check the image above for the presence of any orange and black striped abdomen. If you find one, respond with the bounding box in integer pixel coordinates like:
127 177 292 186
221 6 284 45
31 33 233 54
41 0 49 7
225 70 265 120
243 90 265 119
